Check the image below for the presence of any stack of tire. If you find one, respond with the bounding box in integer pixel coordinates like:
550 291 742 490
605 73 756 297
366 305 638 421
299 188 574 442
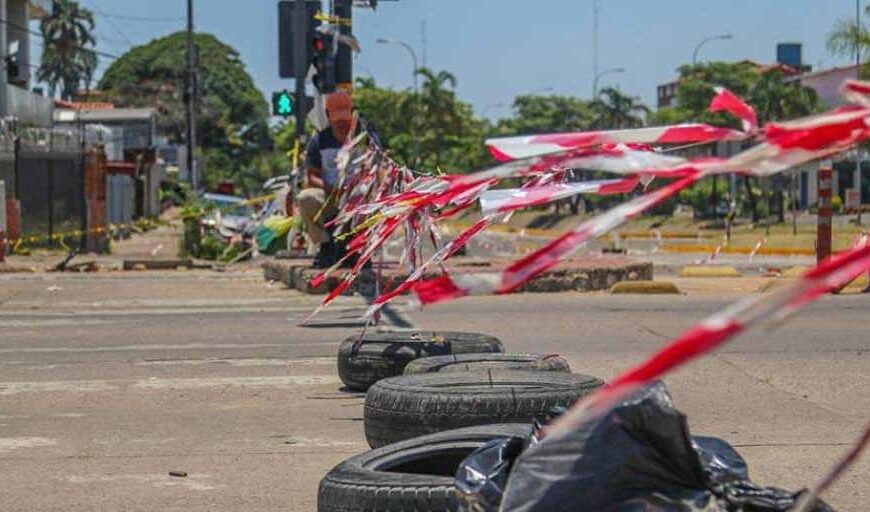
320 330 605 511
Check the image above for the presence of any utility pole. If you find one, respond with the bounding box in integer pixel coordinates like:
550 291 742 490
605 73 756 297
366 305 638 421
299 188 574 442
592 0 599 97
185 0 198 189
0 0 8 119
858 0 864 223
292 0 309 146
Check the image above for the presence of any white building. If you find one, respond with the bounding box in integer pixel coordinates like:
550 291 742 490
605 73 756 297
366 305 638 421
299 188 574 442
787 64 866 210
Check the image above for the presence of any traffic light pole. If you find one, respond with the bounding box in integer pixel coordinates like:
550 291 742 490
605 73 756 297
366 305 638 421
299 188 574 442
292 0 309 157
334 0 353 88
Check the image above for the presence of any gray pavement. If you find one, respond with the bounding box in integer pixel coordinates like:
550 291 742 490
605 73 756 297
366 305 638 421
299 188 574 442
0 269 868 510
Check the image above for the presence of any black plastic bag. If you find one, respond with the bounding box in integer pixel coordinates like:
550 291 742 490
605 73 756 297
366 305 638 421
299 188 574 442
455 382 833 512
454 436 525 512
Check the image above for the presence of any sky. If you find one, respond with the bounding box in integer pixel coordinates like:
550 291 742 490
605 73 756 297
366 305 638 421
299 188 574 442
41 1 861 120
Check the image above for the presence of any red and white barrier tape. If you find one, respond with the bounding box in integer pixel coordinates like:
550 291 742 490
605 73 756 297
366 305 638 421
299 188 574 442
478 176 639 216
410 172 703 305
541 245 870 505
548 242 870 435
410 84 870 307
485 123 746 161
710 86 758 132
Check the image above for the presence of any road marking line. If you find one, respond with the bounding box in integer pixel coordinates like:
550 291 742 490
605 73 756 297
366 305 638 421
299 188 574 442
0 437 57 452
0 375 340 395
133 357 335 367
133 375 340 390
0 342 338 355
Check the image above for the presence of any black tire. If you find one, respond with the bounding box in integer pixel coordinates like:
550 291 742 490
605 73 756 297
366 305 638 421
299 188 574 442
403 353 571 375
364 371 604 448
337 331 504 391
318 423 531 512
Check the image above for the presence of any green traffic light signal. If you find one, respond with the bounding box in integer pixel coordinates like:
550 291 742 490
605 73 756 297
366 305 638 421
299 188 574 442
272 90 293 117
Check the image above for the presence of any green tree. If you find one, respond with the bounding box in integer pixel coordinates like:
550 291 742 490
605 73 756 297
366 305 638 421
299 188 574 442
352 73 490 173
749 69 823 124
98 32 270 191
673 61 760 127
649 62 822 223
590 86 650 129
37 0 97 100
495 95 594 135
353 76 416 165
416 68 463 169
828 3 870 72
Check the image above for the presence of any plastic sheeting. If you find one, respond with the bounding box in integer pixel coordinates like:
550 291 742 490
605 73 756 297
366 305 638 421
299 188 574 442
454 382 833 512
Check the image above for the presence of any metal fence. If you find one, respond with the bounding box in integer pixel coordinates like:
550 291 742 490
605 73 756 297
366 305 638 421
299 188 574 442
107 174 134 238
12 126 86 248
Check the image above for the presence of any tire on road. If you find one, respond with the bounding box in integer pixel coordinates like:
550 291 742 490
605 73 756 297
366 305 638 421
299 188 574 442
403 353 571 375
364 371 604 448
318 423 532 512
337 331 504 392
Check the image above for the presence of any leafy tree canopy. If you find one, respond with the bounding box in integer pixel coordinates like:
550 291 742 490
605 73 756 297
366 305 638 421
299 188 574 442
649 61 822 126
495 95 594 135
99 31 267 144
98 32 270 191
38 0 97 100
353 71 490 173
590 87 650 129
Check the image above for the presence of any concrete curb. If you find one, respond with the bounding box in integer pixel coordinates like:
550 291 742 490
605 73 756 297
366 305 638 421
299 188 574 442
782 266 809 278
758 274 869 294
263 259 655 296
661 244 815 256
610 281 681 294
0 263 37 273
679 265 741 278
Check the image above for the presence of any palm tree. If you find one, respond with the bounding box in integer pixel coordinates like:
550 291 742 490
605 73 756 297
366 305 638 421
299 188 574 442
828 3 870 71
354 76 377 89
37 0 98 100
415 67 461 168
590 87 649 129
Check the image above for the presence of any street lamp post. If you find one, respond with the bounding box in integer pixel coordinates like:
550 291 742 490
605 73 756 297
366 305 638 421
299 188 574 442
592 67 625 97
376 38 420 166
692 33 732 221
692 34 733 66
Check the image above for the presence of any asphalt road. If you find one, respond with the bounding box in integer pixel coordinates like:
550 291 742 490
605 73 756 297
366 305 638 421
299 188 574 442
0 269 868 511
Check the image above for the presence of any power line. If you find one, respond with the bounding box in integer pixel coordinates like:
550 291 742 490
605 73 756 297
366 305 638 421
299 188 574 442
81 12 183 23
0 17 121 61
87 4 135 48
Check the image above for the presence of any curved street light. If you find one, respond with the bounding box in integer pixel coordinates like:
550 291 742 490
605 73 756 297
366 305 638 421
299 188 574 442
592 67 625 97
692 34 733 66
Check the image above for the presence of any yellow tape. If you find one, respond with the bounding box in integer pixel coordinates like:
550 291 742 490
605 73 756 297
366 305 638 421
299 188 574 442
3 219 153 251
239 193 275 206
314 11 352 26
335 212 384 241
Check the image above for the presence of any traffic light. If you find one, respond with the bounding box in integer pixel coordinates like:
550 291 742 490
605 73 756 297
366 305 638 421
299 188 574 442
278 0 321 79
311 32 337 94
272 90 294 117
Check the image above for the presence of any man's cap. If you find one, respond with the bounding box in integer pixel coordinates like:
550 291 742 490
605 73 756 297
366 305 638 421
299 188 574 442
325 91 353 121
